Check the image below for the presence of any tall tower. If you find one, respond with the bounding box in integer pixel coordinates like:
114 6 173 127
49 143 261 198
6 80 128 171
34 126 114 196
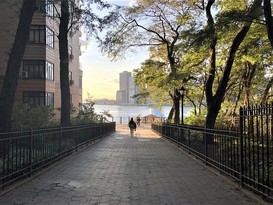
119 71 131 103
116 71 137 104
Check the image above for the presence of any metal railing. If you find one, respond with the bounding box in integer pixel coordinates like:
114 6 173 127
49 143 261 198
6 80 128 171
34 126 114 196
104 116 166 124
240 105 273 200
152 120 273 201
0 122 115 188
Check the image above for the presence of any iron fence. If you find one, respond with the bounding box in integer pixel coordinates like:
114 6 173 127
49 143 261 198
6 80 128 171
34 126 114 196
0 122 115 188
152 104 273 201
240 105 273 200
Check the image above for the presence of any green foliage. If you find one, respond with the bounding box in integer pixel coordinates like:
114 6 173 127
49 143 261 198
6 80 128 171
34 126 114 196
184 108 206 126
72 98 97 124
98 110 113 122
184 103 238 128
12 103 57 129
71 98 113 124
134 59 173 105
100 0 273 127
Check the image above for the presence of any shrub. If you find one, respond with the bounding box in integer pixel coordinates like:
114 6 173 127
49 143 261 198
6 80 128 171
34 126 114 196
12 103 57 129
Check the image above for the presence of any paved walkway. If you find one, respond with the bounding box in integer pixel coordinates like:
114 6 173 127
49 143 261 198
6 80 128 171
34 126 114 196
0 124 262 205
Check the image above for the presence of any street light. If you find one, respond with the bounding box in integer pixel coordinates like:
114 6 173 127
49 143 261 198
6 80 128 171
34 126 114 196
179 86 186 124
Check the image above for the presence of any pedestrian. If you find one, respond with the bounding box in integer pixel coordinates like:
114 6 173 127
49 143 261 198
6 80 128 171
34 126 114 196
136 116 141 127
128 118 137 137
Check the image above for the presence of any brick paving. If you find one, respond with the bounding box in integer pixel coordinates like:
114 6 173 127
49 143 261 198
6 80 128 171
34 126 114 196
0 124 263 205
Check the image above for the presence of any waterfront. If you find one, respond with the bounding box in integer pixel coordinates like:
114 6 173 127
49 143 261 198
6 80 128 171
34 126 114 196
94 104 193 124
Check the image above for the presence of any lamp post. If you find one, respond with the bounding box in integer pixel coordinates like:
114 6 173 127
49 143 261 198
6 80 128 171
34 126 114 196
179 86 186 124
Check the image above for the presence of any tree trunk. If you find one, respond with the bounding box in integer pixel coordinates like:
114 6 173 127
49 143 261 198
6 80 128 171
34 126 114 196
0 0 37 132
167 106 174 122
174 89 180 124
264 0 273 47
205 0 217 130
232 78 244 116
205 0 262 130
59 0 71 126
261 77 273 104
243 62 256 106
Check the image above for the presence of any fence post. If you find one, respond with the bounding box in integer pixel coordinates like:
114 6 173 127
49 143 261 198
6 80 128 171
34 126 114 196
188 125 191 154
239 107 244 187
76 125 78 152
59 126 62 160
29 128 33 176
204 127 208 165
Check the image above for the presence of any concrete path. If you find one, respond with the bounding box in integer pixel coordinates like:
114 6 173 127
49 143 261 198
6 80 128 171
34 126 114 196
0 124 262 205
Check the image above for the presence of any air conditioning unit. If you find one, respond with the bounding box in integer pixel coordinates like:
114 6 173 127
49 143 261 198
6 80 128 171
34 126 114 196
21 71 28 78
69 80 74 85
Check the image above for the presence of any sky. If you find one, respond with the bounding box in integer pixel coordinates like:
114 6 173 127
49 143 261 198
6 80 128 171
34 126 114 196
79 0 149 100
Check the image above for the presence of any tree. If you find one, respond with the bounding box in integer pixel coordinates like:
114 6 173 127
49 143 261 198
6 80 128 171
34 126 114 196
134 59 174 117
264 0 273 47
262 0 273 103
59 0 71 126
0 0 115 131
0 0 37 132
228 23 272 106
202 0 262 129
100 0 202 123
49 0 113 127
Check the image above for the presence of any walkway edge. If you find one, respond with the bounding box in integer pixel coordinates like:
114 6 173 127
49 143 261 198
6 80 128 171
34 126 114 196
0 136 106 197
153 131 271 205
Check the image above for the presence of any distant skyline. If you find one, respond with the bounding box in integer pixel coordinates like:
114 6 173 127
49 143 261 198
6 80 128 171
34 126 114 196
79 0 148 101
80 41 148 100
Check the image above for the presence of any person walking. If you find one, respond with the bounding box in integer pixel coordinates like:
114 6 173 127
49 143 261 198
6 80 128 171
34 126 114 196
136 116 141 127
128 118 137 137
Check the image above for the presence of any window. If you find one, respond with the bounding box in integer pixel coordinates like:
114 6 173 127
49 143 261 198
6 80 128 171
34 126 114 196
46 27 54 48
45 0 54 17
23 60 54 80
23 92 45 106
29 25 45 44
29 25 54 48
45 92 54 106
23 60 45 79
45 61 54 80
23 92 54 107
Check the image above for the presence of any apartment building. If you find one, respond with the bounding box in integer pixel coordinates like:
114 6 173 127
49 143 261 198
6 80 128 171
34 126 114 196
0 1 82 119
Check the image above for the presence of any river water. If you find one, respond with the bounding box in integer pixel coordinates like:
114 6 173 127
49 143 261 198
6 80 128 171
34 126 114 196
94 104 193 124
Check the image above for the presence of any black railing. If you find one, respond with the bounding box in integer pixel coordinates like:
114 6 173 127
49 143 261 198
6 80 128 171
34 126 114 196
240 105 273 199
152 107 273 201
0 122 115 188
151 124 241 180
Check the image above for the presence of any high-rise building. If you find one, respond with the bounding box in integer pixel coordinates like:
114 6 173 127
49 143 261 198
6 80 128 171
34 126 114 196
0 1 82 119
116 71 138 104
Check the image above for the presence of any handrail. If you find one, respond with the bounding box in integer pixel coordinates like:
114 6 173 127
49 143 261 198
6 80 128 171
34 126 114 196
0 122 115 189
151 122 273 201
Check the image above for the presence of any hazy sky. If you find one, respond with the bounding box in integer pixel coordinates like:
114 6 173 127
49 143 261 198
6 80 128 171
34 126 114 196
80 42 148 100
80 0 148 100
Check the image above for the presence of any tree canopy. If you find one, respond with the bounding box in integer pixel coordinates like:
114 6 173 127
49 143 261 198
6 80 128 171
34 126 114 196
99 0 273 128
